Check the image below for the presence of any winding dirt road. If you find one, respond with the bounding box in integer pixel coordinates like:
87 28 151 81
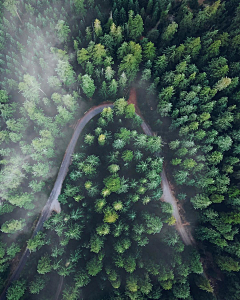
140 121 193 245
0 100 194 299
0 103 114 300
160 170 194 245
128 88 194 245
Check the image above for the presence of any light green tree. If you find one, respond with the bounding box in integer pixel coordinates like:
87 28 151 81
37 254 52 274
94 19 102 37
86 256 103 276
104 207 119 223
84 134 95 145
216 255 240 272
55 60 76 86
6 280 26 300
3 0 22 23
214 77 231 91
128 12 144 41
19 74 44 102
190 194 211 210
96 223 110 235
122 150 133 162
143 42 156 61
114 98 127 115
80 74 96 98
74 270 90 287
126 274 138 292
207 151 223 165
93 44 107 65
161 22 178 42
27 232 47 252
55 20 70 43
8 192 33 208
1 219 26 234
29 276 47 294
90 234 104 253
77 48 90 66
105 66 115 81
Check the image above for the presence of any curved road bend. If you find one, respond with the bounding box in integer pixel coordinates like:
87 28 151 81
0 103 114 300
0 103 193 300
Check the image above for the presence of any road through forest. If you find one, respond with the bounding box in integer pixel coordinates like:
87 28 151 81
0 103 114 300
128 88 194 245
141 121 193 245
0 95 194 299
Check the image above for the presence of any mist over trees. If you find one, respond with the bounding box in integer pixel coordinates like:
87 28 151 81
0 0 240 299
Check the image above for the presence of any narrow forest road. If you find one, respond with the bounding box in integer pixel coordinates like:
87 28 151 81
160 170 194 245
141 125 194 245
128 88 194 246
0 103 114 300
1 94 194 299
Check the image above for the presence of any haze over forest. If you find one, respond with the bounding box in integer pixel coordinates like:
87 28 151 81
0 0 240 299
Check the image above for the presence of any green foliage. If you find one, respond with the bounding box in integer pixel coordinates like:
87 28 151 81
190 194 211 210
128 11 144 41
122 150 133 162
8 193 33 208
172 282 190 299
6 280 26 300
0 90 9 103
96 223 110 235
103 175 121 193
86 256 103 276
207 151 223 165
118 42 142 81
2 0 240 298
27 232 47 252
55 20 70 43
29 275 47 294
75 270 90 287
80 74 96 98
104 207 119 223
195 276 214 293
90 234 104 253
143 42 156 62
94 19 102 37
73 0 86 16
55 59 76 86
161 22 178 43
216 255 240 272
1 219 26 234
37 254 52 274
3 0 21 22
190 250 203 274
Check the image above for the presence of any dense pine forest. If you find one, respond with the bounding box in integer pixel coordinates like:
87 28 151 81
1 0 240 299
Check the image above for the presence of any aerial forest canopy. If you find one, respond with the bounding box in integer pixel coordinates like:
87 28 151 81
0 0 240 299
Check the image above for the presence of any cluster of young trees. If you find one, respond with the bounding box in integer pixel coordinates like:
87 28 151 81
9 101 207 300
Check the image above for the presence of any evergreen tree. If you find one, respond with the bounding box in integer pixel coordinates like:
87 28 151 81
119 7 127 24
